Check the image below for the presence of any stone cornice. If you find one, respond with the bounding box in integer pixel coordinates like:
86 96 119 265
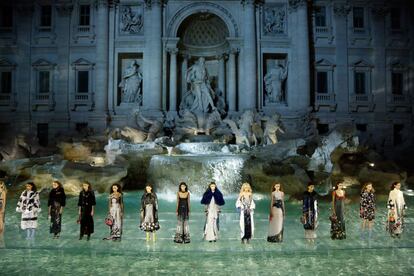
288 0 308 12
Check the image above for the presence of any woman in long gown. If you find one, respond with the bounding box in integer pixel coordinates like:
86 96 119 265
302 182 318 241
0 180 7 235
387 181 407 238
16 182 41 240
201 182 225 242
48 180 66 239
267 182 285 243
174 182 191 243
236 183 255 244
140 184 160 241
104 183 124 241
78 181 96 241
330 181 346 240
360 182 375 239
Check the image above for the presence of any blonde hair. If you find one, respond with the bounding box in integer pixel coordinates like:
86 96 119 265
240 182 252 194
361 182 375 193
0 180 7 193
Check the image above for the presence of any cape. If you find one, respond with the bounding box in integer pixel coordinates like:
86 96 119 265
201 188 225 206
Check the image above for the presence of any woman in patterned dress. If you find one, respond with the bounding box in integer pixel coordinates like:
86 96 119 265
140 184 160 241
16 182 41 240
0 180 7 235
330 181 346 240
360 182 375 239
387 181 407 238
104 183 124 241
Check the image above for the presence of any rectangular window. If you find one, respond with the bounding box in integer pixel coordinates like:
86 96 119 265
353 7 364 29
317 123 329 135
0 72 12 94
356 124 367 132
393 124 403 146
77 71 89 93
316 71 328 94
390 8 401 30
354 72 365 94
39 71 50 94
79 5 90 26
315 6 326 27
37 123 49 147
0 6 13 28
392 72 403 95
40 5 52 27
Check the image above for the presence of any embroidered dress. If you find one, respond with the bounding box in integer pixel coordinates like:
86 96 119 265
78 190 96 236
331 192 346 240
201 188 225 242
267 191 284 243
109 193 123 240
387 189 406 237
236 195 255 242
174 194 190 243
16 190 41 230
360 191 375 221
140 192 160 232
48 188 66 235
302 191 318 239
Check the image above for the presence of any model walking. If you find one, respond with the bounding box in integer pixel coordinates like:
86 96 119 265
48 180 66 238
236 183 255 244
201 182 225 242
174 182 191 243
16 182 41 240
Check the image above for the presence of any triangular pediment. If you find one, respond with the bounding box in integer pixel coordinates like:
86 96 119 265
0 58 16 67
72 58 94 66
352 59 372 67
315 58 335 67
32 58 55 67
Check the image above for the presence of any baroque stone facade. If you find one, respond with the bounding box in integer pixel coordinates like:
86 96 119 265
0 0 413 150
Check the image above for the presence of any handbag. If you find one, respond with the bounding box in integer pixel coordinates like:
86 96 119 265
105 214 114 227
329 214 337 223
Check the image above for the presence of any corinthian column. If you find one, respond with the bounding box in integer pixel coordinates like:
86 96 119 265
168 48 178 112
227 48 238 112
288 0 310 111
241 0 257 111
143 0 163 112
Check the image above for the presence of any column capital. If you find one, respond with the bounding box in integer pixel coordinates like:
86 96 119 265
288 0 308 12
167 48 179 55
333 4 351 17
228 48 240 55
241 0 257 6
144 0 165 9
216 53 228 61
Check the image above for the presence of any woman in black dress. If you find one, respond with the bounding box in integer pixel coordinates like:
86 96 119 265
174 182 190 243
48 180 66 239
78 181 96 241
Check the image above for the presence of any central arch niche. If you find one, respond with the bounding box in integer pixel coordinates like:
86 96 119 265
175 13 231 108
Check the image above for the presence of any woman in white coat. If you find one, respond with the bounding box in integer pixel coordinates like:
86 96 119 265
387 181 407 238
236 183 255 244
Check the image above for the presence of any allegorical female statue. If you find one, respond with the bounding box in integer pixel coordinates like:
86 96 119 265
119 60 142 104
264 60 288 103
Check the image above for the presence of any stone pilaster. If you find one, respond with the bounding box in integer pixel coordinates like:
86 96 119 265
227 48 238 112
168 48 178 112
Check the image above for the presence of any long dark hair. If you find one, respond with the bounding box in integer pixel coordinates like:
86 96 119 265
178 182 188 192
27 182 37 192
110 183 123 194
144 183 154 194
334 181 343 190
271 182 283 192
390 181 400 190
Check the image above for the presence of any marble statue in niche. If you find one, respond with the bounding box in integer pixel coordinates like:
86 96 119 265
119 60 143 104
180 57 216 113
264 6 286 35
264 59 289 104
120 6 143 34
